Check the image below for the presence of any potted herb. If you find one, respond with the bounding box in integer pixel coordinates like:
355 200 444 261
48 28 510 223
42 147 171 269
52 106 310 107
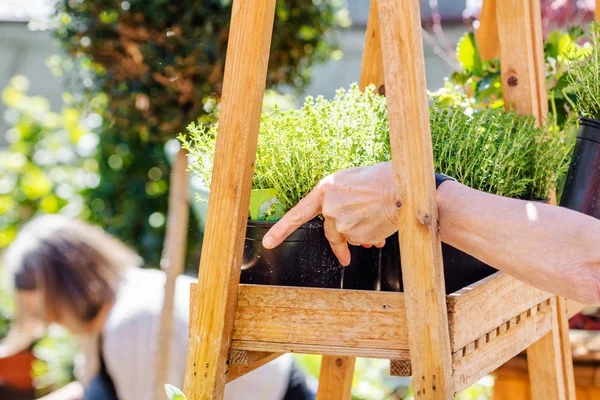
182 85 389 290
182 85 570 293
561 22 600 217
382 98 571 292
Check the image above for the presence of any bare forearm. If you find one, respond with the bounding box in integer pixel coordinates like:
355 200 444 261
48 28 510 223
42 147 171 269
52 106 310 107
437 181 600 303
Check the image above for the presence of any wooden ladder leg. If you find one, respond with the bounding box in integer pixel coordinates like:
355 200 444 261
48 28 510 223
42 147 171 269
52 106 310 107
316 356 355 400
379 0 454 398
526 297 574 399
153 148 190 400
497 1 575 398
182 1 277 399
475 0 500 61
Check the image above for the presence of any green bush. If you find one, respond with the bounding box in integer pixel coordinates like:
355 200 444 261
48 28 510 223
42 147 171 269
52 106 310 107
50 0 349 266
183 84 571 216
0 75 104 249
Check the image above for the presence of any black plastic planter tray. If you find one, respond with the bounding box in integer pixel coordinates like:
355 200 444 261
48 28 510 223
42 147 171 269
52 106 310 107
240 219 497 293
560 116 600 217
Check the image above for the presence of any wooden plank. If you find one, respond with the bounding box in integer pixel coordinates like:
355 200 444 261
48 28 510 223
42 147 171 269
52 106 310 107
189 284 409 357
452 301 553 394
557 297 577 399
378 0 453 398
225 350 282 383
527 0 549 122
447 272 553 351
390 359 412 377
527 297 568 399
230 341 408 359
153 147 190 400
316 356 355 400
496 0 547 122
182 1 277 399
359 0 384 91
475 0 500 61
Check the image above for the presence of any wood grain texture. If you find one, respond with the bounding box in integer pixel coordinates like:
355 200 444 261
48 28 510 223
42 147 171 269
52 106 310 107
447 272 553 351
527 0 549 122
556 297 577 399
527 297 568 399
153 148 190 400
359 0 384 91
475 0 499 61
183 1 277 398
378 0 453 398
452 301 553 394
189 284 410 358
495 355 600 389
316 356 355 400
496 0 547 122
225 351 282 383
390 359 412 377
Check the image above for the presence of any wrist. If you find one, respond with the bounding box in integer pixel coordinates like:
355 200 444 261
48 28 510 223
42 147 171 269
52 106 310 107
435 172 456 189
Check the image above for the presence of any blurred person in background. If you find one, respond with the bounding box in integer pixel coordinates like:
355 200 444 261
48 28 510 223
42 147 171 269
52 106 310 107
0 215 311 400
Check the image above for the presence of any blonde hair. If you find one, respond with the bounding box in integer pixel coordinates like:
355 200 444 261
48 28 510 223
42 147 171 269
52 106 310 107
1 215 142 354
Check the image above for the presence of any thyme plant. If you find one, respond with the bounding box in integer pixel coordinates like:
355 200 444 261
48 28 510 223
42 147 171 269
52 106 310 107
568 22 600 120
182 85 571 220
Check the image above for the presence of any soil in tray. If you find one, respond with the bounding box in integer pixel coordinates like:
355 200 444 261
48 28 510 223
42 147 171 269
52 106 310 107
241 219 496 292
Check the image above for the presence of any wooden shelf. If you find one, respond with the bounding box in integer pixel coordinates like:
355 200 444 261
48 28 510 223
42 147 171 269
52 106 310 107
190 271 555 394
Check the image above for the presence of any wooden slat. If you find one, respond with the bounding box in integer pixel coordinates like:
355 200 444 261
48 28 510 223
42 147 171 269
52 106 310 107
527 297 568 399
557 297 577 399
182 1 277 399
475 0 499 61
447 272 553 351
378 0 453 398
189 284 409 358
316 356 355 400
496 0 547 122
452 301 553 394
225 350 282 383
153 148 190 400
359 0 384 91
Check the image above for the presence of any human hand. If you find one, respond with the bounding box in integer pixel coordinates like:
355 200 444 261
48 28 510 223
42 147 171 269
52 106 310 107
262 162 399 266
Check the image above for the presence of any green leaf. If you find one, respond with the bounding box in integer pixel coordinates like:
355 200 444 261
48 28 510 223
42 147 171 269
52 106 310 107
456 32 483 76
165 384 187 400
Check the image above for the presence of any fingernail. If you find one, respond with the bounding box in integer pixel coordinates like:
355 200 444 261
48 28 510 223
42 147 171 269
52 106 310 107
362 244 372 248
263 235 274 249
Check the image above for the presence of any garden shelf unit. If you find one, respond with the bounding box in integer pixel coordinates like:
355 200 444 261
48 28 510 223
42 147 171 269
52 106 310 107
182 0 576 399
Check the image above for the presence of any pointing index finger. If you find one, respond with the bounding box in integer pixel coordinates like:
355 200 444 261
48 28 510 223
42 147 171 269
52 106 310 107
262 186 323 249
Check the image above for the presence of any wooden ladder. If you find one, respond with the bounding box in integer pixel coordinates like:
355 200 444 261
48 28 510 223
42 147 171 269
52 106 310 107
182 0 576 399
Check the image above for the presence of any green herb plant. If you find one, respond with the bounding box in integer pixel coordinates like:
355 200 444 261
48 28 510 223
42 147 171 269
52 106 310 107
183 85 571 221
181 84 389 218
430 98 571 200
568 22 600 120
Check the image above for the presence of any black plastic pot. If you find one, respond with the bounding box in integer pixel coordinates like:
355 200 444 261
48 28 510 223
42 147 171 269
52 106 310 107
560 117 600 217
241 219 380 289
380 233 497 293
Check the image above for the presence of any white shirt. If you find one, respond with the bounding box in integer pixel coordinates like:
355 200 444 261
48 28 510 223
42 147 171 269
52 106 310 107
102 268 292 400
